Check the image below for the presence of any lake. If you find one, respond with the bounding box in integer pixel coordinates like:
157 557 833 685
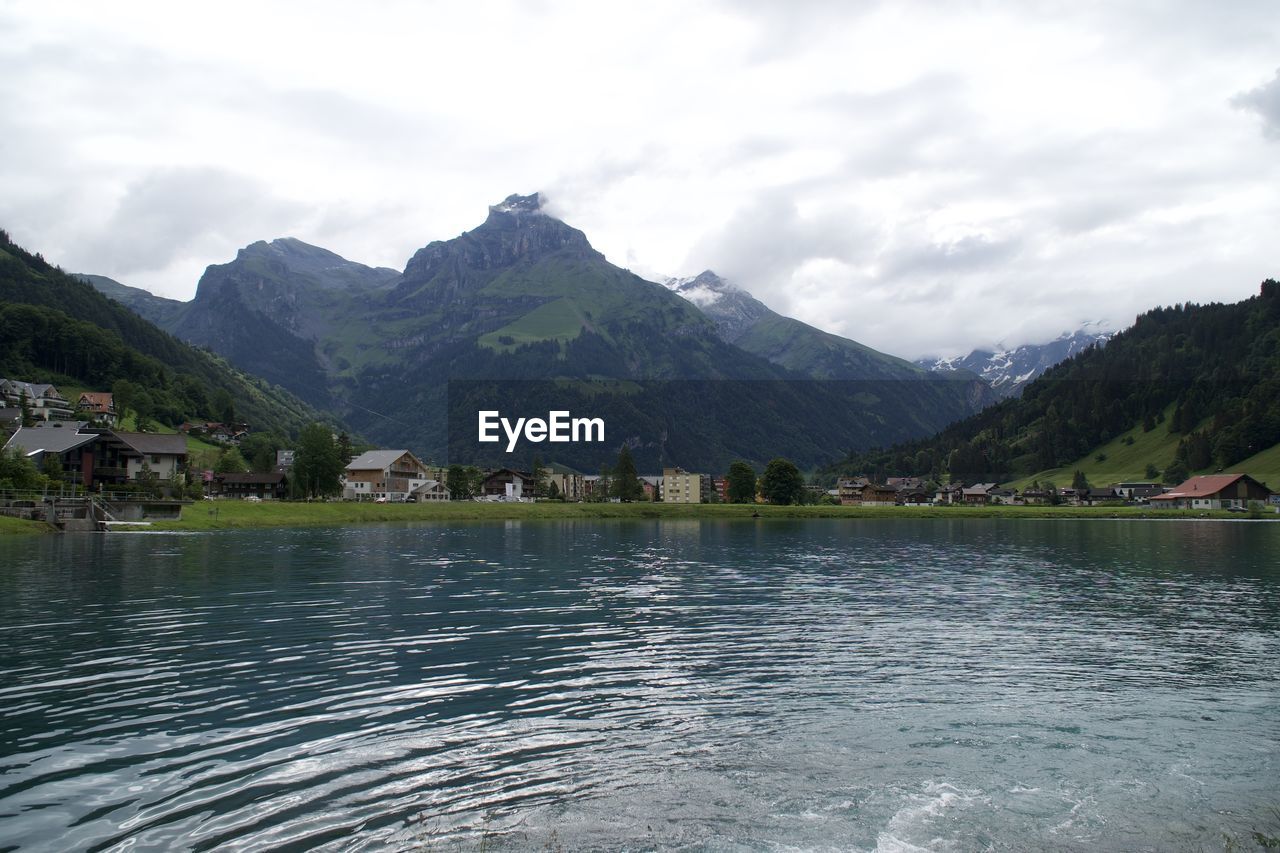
1 520 1277 851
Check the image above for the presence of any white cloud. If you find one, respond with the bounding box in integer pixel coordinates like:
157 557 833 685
0 0 1276 357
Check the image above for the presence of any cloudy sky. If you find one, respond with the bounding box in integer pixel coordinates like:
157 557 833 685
2 1 1277 360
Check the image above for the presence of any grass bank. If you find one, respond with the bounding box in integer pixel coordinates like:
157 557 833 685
0 515 56 535
145 500 1276 532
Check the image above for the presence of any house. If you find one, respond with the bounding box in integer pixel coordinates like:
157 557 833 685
111 431 189 482
1149 474 1272 510
962 483 999 504
75 392 117 425
179 421 249 444
934 482 964 505
214 471 288 500
3 422 100 484
1078 487 1120 506
1021 487 1056 506
859 483 897 506
887 477 928 491
1112 482 1163 501
481 468 535 500
897 487 932 506
410 480 449 502
343 449 432 501
640 475 662 500
838 477 870 506
662 467 702 503
989 488 1019 505
3 424 187 488
0 379 73 421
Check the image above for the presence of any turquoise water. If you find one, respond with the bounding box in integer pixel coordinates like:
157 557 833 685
0 520 1277 851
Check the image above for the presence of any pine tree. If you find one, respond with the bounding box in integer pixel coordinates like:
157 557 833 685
611 447 642 502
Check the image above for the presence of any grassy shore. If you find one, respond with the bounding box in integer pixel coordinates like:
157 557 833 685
0 515 56 535
140 500 1278 532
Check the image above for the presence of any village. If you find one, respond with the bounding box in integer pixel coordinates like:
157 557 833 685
3 378 1279 514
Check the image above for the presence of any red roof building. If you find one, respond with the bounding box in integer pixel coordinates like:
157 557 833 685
1149 474 1272 510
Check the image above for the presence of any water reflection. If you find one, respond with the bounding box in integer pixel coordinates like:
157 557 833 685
0 520 1276 851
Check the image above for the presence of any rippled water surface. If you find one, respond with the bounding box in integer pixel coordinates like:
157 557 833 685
1 519 1278 851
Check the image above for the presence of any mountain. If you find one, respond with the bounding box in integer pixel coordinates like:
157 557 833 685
80 194 991 470
74 274 186 328
0 230 331 439
663 270 969 386
826 281 1280 486
915 325 1114 398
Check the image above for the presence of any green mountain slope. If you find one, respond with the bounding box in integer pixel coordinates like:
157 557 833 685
826 281 1280 485
0 230 331 438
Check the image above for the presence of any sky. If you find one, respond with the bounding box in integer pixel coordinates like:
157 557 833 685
1 1 1277 360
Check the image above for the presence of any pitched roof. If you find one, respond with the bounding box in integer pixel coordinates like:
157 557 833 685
77 392 114 408
4 425 99 455
110 431 189 456
1152 474 1263 500
346 449 414 471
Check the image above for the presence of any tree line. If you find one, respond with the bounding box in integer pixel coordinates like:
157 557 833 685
825 281 1280 484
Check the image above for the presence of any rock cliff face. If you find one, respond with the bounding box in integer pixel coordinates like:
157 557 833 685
394 194 602 306
664 271 770 342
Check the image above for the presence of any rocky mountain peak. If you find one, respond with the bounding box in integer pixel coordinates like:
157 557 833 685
663 270 768 342
398 192 601 291
487 193 545 217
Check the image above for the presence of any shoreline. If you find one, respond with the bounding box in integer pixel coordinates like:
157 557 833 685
4 501 1274 535
142 501 1279 532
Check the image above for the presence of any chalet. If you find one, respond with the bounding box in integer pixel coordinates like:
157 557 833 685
179 421 249 444
897 487 932 506
1112 482 1163 500
1149 474 1272 511
481 468 535 500
962 483 998 505
112 431 189 482
1078 487 1120 506
409 480 449 502
1021 488 1056 506
860 483 897 506
838 477 870 506
989 487 1019 505
934 483 964 505
3 422 99 483
4 424 187 487
887 477 928 491
214 471 288 500
0 380 73 421
75 392 117 425
343 449 432 501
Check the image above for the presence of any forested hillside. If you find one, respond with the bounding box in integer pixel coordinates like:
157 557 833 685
0 230 332 437
827 280 1280 483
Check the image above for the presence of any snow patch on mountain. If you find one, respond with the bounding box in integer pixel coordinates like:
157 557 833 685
917 325 1114 397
